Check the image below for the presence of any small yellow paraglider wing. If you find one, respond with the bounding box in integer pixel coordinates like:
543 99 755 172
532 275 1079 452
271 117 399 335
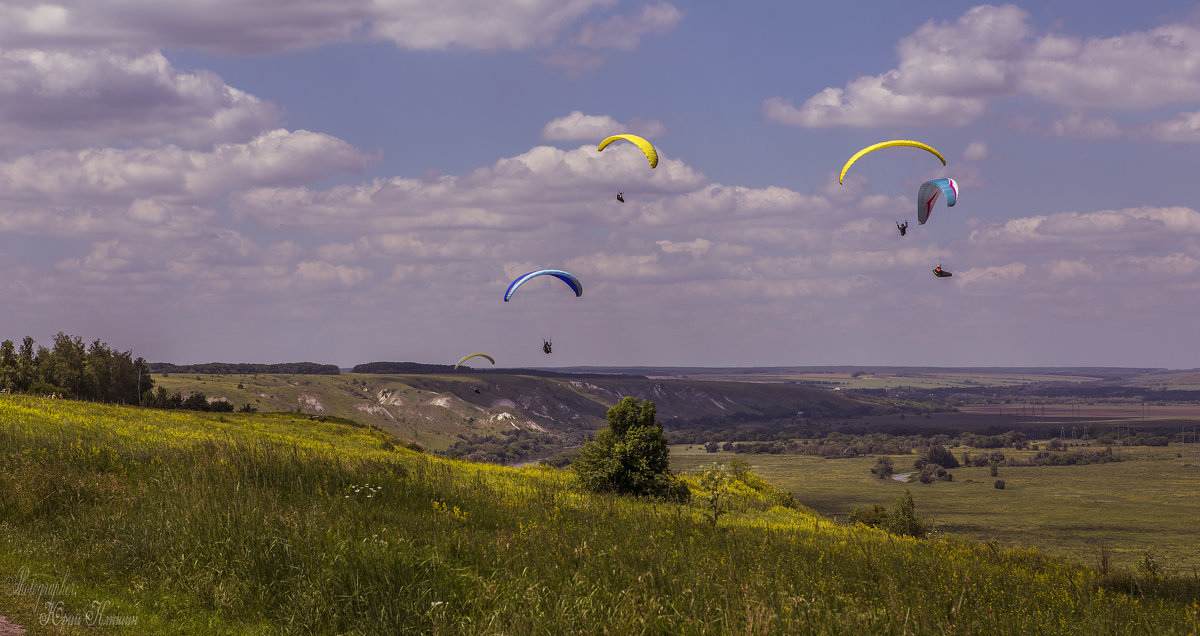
454 353 496 369
838 140 946 184
597 134 659 168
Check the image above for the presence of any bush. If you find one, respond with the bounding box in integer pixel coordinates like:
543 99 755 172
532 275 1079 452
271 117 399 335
849 504 889 527
918 464 953 484
851 490 931 538
574 397 686 500
994 479 1005 489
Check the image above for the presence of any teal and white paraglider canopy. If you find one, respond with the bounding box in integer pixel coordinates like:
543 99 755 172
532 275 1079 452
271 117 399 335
917 178 958 225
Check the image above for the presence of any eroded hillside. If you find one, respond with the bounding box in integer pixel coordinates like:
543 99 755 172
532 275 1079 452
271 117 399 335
152 371 885 459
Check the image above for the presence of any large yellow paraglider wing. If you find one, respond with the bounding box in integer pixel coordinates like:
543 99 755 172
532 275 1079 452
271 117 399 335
597 134 659 168
838 140 946 184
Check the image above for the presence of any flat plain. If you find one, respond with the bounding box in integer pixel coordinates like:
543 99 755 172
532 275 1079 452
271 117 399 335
672 443 1200 574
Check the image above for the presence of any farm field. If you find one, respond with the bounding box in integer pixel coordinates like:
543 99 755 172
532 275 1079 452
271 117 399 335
960 402 1200 420
673 444 1200 574
650 370 1107 389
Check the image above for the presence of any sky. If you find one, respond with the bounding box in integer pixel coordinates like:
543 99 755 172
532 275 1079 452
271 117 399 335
3 1 1200 369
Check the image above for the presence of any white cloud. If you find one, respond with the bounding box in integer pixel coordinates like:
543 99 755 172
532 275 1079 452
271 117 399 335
763 80 986 128
962 141 989 161
0 48 280 153
540 111 667 141
573 2 683 52
767 4 1200 134
0 0 681 60
1049 111 1121 138
1139 110 1200 142
656 238 711 256
1020 24 1200 109
954 262 1028 288
968 207 1200 248
0 129 369 208
231 143 706 232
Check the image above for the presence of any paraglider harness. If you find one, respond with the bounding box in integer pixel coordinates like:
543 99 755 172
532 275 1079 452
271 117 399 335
542 339 552 354
897 220 908 236
932 265 952 278
616 192 624 203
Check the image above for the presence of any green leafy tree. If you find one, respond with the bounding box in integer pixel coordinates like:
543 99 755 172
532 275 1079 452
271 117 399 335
886 489 931 537
573 397 685 500
0 340 16 392
16 337 36 393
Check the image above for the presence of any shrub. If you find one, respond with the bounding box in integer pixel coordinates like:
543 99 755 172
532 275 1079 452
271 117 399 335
994 479 1005 489
918 464 952 483
848 490 931 538
849 504 889 527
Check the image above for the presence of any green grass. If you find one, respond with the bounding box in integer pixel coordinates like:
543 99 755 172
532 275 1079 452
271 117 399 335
1 395 1198 634
673 444 1200 574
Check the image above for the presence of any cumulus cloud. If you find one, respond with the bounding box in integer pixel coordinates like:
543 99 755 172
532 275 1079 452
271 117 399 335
0 0 678 58
540 111 667 141
0 129 370 212
766 4 1200 136
0 48 280 153
968 207 1200 249
231 143 707 232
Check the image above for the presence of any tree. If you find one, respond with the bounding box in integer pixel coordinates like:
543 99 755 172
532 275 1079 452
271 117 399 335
872 456 895 479
0 340 16 392
885 489 930 537
696 463 734 527
918 444 960 469
573 397 685 500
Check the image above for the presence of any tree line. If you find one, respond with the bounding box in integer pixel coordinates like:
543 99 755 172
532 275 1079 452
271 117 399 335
149 361 340 375
0 333 153 404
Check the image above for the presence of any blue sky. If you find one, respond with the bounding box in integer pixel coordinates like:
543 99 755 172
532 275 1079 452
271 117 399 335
2 1 1200 369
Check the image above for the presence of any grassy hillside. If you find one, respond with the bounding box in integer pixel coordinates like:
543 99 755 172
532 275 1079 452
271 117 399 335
0 395 1197 634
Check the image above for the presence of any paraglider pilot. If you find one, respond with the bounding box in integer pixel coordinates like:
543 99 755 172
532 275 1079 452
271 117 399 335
616 192 625 203
932 265 952 278
542 339 552 354
897 220 908 236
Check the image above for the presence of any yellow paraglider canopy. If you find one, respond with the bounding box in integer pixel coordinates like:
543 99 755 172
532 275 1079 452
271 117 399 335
839 140 946 184
598 134 658 168
454 353 495 370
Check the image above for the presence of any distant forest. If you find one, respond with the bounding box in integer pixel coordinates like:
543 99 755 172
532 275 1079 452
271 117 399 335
0 332 152 404
149 362 340 375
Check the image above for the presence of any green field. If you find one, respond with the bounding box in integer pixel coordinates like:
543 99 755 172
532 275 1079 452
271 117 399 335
2 395 1197 633
673 444 1200 574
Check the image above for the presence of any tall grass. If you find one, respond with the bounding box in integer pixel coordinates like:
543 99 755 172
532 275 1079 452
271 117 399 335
0 394 1197 634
